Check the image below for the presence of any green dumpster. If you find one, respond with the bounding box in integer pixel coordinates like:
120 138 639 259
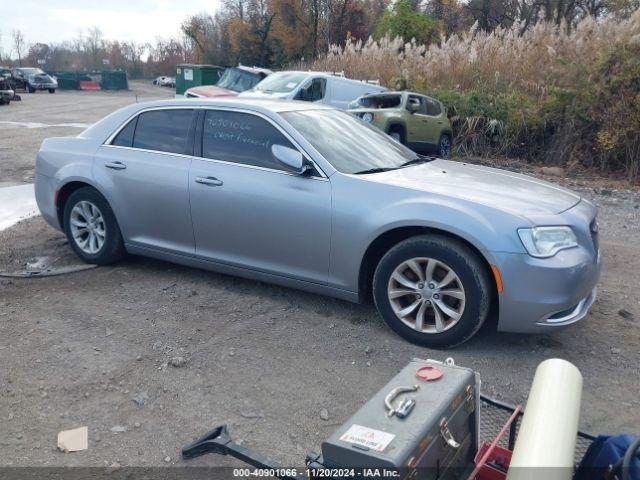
48 72 93 90
175 64 224 95
101 70 129 90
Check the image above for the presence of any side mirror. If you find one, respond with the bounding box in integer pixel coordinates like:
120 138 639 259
271 144 312 175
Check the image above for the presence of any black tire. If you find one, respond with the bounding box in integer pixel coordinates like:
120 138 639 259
388 125 406 145
373 234 491 349
437 133 452 159
63 187 126 265
48 89 55 94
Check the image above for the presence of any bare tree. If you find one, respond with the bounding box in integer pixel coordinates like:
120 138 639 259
12 29 26 66
85 26 104 70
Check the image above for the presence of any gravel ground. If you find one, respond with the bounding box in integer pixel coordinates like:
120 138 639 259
0 87 638 470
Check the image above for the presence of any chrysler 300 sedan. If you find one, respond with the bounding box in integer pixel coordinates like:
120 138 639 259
34 99 601 348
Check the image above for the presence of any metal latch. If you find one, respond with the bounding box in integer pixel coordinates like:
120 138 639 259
439 418 460 449
466 385 475 413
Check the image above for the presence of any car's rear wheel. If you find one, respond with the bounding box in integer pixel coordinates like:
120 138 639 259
373 235 491 349
438 134 452 158
48 89 55 94
63 187 125 265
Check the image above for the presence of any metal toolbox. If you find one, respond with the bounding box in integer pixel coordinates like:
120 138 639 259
320 358 479 478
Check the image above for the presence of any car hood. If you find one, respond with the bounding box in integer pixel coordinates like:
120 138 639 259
363 159 581 217
30 73 56 83
187 85 238 98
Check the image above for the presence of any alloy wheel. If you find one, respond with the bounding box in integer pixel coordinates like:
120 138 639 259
439 136 451 158
69 200 106 255
387 257 466 334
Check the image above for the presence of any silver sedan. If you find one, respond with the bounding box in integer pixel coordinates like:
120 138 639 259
34 98 601 348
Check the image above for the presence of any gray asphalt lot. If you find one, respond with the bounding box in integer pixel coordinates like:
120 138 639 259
0 83 638 468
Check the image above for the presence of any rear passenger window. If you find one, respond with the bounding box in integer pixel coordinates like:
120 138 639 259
202 110 296 171
425 98 442 116
132 109 194 155
112 117 137 147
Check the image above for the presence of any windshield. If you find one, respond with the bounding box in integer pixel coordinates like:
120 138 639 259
253 72 308 93
351 94 402 110
217 68 263 93
281 110 418 174
19 68 45 75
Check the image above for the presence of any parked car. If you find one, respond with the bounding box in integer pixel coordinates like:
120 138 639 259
153 76 175 87
349 92 453 158
0 67 12 81
0 76 14 105
185 66 272 98
239 71 386 109
34 99 601 348
12 67 58 93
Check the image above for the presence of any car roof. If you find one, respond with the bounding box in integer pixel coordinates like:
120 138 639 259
133 97 335 114
270 70 383 86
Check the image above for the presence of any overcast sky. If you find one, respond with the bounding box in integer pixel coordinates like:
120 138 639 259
0 0 220 57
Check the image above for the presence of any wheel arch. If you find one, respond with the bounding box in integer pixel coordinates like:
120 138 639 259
357 226 498 312
386 121 407 141
55 180 105 227
440 128 453 139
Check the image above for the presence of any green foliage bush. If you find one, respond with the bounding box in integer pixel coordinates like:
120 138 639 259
425 41 640 180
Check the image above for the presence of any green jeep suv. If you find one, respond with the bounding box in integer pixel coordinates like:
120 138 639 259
348 92 453 158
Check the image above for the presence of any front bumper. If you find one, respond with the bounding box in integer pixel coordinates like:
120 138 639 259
493 246 601 334
31 83 57 90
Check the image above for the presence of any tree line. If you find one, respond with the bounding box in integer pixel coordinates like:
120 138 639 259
1 0 637 77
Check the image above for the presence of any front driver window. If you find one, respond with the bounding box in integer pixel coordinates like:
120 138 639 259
295 78 326 102
202 110 298 172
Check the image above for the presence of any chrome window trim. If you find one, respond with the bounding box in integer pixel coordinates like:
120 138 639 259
103 105 328 179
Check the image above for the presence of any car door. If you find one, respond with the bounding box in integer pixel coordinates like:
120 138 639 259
423 96 446 144
404 94 426 145
189 108 331 285
405 95 441 150
93 107 197 254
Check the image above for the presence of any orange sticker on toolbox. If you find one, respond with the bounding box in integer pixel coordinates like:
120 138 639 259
339 424 395 452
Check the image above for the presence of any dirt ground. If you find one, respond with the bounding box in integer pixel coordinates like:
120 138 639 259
0 84 639 469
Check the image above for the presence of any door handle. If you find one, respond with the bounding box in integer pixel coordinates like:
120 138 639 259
195 176 223 187
104 161 127 170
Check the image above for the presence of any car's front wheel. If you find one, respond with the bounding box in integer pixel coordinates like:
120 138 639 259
48 89 55 94
388 126 406 145
373 235 491 349
63 187 125 265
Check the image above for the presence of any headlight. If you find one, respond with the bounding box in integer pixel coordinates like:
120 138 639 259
361 112 374 123
518 226 578 258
